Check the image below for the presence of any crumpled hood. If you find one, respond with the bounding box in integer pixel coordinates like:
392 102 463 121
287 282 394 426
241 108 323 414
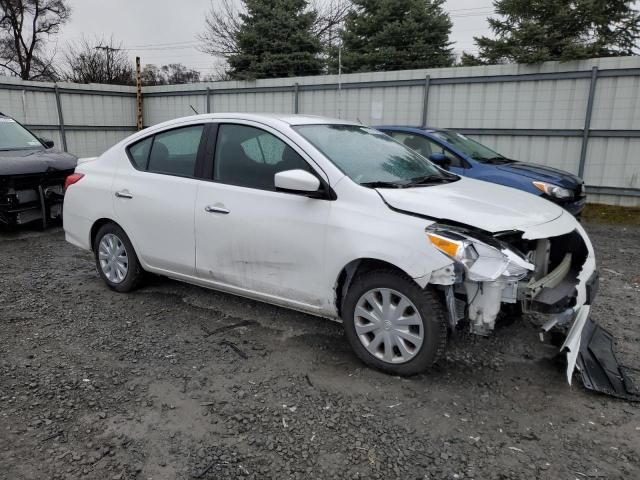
0 149 77 176
497 161 582 186
377 177 564 233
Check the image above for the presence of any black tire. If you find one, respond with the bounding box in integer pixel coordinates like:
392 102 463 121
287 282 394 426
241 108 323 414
342 269 447 376
93 222 145 293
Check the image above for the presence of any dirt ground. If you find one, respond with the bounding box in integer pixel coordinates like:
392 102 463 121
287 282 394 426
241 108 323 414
1 222 639 480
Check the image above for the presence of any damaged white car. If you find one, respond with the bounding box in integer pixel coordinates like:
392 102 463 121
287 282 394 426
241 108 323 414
63 114 631 398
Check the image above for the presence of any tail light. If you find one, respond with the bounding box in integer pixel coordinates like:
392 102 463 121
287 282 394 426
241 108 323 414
64 173 85 192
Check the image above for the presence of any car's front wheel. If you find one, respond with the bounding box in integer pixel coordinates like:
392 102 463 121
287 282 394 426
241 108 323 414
342 269 447 376
93 222 144 293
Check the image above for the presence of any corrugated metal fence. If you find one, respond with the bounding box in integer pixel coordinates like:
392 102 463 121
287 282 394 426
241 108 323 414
2 56 640 206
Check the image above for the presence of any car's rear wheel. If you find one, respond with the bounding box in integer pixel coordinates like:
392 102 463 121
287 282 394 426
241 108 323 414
93 223 144 292
342 269 447 376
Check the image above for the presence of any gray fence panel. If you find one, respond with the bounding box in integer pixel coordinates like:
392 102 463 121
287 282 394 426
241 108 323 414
64 130 135 158
467 134 584 175
61 92 136 127
590 75 640 130
2 56 640 205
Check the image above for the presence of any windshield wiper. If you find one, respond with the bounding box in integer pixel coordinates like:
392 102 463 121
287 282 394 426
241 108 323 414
360 181 409 189
475 155 512 164
405 174 456 186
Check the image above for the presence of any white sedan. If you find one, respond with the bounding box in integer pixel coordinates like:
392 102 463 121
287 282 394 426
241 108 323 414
64 113 607 389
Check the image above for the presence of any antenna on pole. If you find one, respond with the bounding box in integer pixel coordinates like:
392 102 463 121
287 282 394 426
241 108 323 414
95 44 122 82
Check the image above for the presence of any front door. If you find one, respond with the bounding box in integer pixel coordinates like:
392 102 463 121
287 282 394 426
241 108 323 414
195 122 332 308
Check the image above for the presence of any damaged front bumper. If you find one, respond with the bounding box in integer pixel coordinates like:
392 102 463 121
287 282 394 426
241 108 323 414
431 218 638 400
0 174 69 227
572 316 640 401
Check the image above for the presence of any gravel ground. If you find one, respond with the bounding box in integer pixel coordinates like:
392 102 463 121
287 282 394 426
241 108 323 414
1 222 639 480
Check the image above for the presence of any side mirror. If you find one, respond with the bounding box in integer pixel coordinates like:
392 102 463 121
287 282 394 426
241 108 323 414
275 169 321 195
40 138 54 148
429 152 451 169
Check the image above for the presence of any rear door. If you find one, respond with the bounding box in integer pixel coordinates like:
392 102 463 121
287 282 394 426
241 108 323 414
112 124 206 275
194 122 332 308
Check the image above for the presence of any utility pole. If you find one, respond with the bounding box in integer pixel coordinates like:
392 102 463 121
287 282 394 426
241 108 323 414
136 56 143 131
338 45 342 119
95 45 121 82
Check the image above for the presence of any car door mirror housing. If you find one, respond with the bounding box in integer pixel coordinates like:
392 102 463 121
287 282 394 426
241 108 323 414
275 169 321 195
429 152 451 169
40 138 55 148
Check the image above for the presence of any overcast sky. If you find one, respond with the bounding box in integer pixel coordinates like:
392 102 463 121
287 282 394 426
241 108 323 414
56 0 493 76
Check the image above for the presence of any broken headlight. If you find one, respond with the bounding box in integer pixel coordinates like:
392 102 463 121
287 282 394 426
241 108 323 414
426 226 534 282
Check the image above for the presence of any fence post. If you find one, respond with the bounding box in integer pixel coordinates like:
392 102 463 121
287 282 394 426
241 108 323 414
578 66 598 178
54 85 68 152
421 75 431 128
135 57 143 131
293 83 300 114
206 87 212 113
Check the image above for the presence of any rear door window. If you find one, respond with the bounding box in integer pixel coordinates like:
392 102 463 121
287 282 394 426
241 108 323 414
147 126 205 177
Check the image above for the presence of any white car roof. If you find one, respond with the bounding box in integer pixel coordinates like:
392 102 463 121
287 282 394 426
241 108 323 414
151 113 362 130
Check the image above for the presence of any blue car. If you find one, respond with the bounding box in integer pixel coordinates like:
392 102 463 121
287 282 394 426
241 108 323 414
376 126 586 216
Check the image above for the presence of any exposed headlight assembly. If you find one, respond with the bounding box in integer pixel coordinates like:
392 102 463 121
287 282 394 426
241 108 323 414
532 181 573 199
426 226 534 282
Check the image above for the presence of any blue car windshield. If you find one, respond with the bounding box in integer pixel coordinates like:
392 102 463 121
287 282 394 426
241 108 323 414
295 124 456 187
432 130 513 164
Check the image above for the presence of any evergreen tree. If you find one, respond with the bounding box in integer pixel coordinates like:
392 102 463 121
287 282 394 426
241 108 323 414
339 0 453 73
467 0 640 64
227 0 323 79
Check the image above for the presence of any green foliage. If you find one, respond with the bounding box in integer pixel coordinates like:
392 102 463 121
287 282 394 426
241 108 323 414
227 0 323 79
468 0 640 64
338 0 453 73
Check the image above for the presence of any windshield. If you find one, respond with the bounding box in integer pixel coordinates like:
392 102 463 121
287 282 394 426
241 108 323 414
294 124 451 186
0 118 43 151
432 130 513 164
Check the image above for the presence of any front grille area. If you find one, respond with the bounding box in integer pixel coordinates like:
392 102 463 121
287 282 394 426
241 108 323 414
525 229 589 314
0 171 71 226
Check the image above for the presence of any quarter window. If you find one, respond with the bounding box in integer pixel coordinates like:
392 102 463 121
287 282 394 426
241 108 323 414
128 136 153 170
214 124 312 191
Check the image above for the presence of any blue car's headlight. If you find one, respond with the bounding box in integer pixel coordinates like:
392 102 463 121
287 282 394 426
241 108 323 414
533 181 573 199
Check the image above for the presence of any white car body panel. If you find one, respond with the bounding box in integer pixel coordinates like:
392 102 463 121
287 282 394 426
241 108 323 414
62 113 598 372
195 180 331 309
112 161 199 275
376 177 564 233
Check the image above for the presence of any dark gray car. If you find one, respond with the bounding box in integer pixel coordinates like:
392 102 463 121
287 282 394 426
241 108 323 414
0 113 77 227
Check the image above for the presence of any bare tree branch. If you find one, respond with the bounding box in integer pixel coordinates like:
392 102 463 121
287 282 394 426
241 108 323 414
0 0 70 80
198 0 352 69
197 0 242 57
63 36 134 85
310 0 351 45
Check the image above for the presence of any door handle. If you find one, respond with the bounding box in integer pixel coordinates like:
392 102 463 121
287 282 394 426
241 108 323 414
115 190 133 199
204 205 230 214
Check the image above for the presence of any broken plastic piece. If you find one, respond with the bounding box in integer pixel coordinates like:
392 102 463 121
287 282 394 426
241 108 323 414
576 318 640 401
